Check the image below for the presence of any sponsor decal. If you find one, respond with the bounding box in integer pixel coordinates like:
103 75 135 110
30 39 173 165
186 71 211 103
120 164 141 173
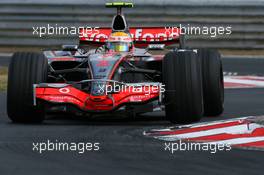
48 57 79 62
80 27 180 42
129 94 155 102
59 88 70 94
42 96 81 106
96 60 110 67
144 116 264 151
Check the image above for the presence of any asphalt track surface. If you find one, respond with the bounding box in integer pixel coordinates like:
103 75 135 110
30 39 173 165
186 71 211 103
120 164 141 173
0 56 264 175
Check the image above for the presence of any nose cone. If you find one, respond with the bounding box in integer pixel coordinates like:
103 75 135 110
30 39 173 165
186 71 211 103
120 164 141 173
88 53 124 96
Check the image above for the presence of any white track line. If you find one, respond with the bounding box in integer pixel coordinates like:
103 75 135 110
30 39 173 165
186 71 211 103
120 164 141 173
224 77 264 87
208 137 264 145
156 123 262 140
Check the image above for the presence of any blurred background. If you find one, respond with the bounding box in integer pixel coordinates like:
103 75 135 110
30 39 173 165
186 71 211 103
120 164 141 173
0 0 264 56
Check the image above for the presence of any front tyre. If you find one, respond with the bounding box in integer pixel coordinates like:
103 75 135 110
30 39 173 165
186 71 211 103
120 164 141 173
7 52 48 123
163 50 204 123
198 48 224 116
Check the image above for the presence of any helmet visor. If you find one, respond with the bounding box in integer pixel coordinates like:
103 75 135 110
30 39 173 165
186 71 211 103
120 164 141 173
107 42 130 52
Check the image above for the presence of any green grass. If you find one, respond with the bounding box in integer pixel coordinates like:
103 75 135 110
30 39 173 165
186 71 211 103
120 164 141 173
0 67 8 92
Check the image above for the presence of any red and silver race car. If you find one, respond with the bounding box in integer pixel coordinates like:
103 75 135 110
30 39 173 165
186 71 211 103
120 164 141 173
7 2 224 124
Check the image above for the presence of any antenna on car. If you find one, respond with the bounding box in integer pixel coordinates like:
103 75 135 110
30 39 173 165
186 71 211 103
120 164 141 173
105 2 133 15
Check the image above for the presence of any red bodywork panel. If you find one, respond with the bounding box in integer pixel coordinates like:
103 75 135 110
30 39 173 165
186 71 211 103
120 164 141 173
79 27 181 47
36 85 159 112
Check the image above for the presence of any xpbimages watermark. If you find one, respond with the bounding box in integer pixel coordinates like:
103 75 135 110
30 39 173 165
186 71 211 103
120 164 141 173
32 24 99 37
97 82 165 95
165 24 232 38
32 140 100 154
164 140 232 154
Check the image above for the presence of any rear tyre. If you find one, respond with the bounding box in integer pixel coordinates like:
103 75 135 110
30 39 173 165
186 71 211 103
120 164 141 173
198 48 224 116
7 52 48 123
163 50 204 123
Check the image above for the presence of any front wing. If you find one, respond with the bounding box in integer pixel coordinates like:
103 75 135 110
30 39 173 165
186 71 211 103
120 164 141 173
34 82 161 112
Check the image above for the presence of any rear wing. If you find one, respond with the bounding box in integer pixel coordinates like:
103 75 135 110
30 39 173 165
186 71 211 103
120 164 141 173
79 27 181 47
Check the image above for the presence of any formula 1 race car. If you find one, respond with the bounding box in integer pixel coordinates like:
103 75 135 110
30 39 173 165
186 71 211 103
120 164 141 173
7 2 224 124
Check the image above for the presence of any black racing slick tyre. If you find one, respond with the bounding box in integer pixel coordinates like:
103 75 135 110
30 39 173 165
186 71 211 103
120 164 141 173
163 50 204 123
198 48 224 116
7 52 48 123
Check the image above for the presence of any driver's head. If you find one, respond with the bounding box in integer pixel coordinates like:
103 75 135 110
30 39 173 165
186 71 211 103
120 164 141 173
106 32 133 52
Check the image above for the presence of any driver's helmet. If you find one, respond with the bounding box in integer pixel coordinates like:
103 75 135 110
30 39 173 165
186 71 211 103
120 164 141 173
106 32 133 52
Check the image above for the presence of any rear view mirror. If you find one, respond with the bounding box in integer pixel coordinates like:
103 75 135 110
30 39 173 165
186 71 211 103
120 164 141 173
147 44 165 50
62 45 78 51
